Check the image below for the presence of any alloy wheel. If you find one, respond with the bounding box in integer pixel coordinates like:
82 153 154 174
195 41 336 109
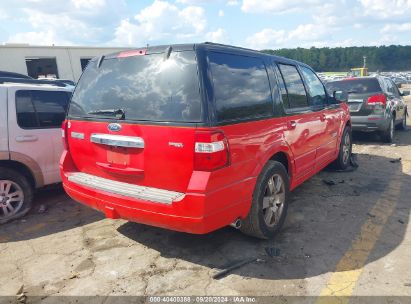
262 174 285 227
342 131 351 165
0 180 25 219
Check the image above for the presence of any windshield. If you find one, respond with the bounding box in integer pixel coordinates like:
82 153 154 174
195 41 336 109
69 51 202 123
325 78 382 94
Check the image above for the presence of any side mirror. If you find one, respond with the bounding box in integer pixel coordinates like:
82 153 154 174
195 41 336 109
401 90 410 96
333 90 348 103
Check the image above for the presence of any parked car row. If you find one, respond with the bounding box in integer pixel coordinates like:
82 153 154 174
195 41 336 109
0 43 408 240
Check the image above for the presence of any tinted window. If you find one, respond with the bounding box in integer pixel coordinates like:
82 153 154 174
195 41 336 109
325 78 382 94
208 52 272 122
80 58 92 71
16 90 70 129
70 51 201 123
274 65 289 107
278 64 308 109
301 67 327 107
391 80 401 97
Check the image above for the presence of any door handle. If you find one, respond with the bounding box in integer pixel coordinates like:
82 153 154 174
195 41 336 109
287 121 297 129
15 135 38 142
320 114 326 121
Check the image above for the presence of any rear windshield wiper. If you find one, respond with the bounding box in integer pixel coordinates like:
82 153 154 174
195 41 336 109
87 108 125 120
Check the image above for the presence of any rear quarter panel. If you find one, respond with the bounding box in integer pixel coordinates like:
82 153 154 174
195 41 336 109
210 117 292 208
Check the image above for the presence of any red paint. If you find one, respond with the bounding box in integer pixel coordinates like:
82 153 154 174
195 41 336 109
60 104 350 234
117 49 147 58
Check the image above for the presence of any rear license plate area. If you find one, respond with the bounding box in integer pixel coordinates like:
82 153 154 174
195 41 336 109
107 147 130 166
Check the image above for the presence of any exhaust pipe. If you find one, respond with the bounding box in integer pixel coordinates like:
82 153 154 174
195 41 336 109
230 218 241 229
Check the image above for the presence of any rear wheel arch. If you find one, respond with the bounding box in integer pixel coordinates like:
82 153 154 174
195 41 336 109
0 160 36 189
269 151 291 177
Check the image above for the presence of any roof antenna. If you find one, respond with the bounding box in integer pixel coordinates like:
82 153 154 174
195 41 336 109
97 55 105 68
164 46 172 60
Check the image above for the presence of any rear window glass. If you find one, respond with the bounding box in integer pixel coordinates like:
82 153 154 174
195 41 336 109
16 90 70 129
208 52 273 122
325 78 382 94
69 51 201 123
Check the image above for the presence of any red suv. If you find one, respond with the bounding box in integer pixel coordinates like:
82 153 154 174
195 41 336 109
61 43 351 239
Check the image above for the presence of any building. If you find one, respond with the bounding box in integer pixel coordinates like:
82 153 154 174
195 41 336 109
0 44 130 81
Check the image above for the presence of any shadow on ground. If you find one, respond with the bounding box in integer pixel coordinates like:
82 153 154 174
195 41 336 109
118 152 410 281
0 185 103 243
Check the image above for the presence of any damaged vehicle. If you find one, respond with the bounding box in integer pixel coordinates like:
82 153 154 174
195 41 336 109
61 43 351 239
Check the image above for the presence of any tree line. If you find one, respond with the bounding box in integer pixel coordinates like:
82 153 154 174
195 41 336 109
262 45 411 72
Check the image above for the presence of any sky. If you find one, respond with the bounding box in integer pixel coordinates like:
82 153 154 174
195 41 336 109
0 0 411 49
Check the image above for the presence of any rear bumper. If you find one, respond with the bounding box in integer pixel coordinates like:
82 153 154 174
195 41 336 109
60 151 254 234
351 115 389 132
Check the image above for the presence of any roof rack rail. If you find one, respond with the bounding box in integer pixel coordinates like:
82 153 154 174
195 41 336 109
0 77 68 87
203 42 260 53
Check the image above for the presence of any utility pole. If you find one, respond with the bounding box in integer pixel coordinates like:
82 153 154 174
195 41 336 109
363 56 367 68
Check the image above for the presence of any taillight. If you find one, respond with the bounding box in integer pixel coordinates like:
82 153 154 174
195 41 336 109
61 120 69 151
194 131 229 171
367 94 387 107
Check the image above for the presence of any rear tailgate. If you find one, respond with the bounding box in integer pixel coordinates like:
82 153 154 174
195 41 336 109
66 48 203 193
67 120 197 192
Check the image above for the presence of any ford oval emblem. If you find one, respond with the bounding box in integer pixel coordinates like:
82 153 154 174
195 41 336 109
108 123 122 132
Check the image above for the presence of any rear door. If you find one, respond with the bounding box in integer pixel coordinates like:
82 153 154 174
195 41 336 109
0 87 8 156
386 78 405 122
66 50 202 193
300 66 340 168
8 88 70 184
275 63 321 181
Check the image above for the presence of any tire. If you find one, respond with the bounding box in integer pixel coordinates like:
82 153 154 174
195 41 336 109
398 112 407 131
332 126 352 171
0 167 33 224
381 117 395 143
240 161 289 239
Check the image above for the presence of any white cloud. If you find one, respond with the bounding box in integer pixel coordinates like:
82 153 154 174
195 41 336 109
112 0 207 46
3 0 127 45
206 28 228 43
227 0 239 6
71 0 106 10
245 28 286 49
241 0 323 14
218 9 225 17
381 22 411 33
359 0 411 19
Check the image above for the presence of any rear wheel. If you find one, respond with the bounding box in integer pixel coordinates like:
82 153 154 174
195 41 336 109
0 168 33 224
240 161 289 239
381 117 395 143
333 126 352 170
398 112 407 130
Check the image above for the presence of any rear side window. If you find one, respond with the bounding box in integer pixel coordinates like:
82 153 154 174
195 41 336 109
300 67 327 107
69 51 201 123
325 78 382 94
208 52 273 122
277 64 309 109
16 90 70 129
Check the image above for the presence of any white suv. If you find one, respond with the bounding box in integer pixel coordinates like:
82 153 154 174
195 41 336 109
0 79 73 223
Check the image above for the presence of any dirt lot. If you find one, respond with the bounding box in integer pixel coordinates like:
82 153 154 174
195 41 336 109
1 99 411 302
